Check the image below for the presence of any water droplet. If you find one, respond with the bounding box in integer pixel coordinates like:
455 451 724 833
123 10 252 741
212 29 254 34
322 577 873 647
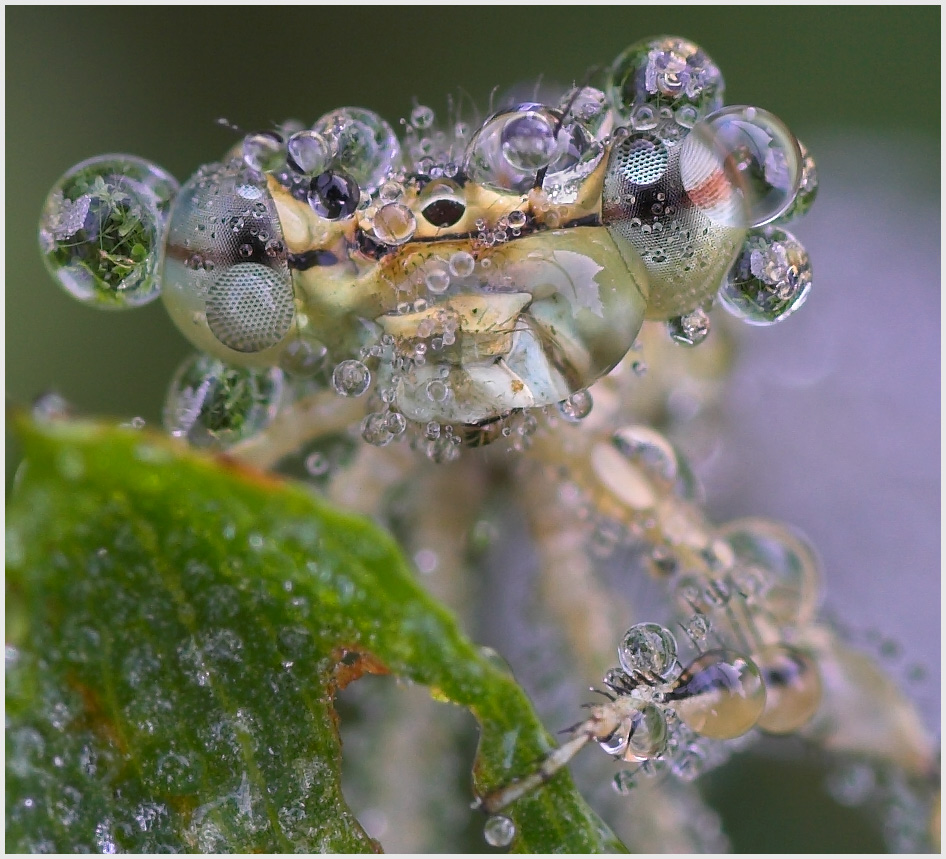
667 308 710 346
332 359 370 397
611 425 678 483
413 548 438 574
361 411 394 446
618 622 678 679
686 612 710 640
286 130 330 176
608 36 724 119
506 209 527 230
827 762 877 807
613 768 638 795
242 131 286 173
776 140 818 223
373 202 416 245
280 334 329 377
669 650 766 739
501 112 556 171
625 703 669 760
307 170 360 220
671 745 706 782
599 724 630 756
558 389 593 422
162 353 283 449
38 155 178 308
754 644 822 734
313 107 401 192
424 259 451 294
693 105 802 227
385 410 407 435
718 225 812 325
425 379 448 402
718 517 821 627
32 391 73 422
484 814 516 848
410 104 435 129
448 251 475 278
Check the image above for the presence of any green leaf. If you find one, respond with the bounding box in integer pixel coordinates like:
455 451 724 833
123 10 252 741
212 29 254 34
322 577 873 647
6 416 625 853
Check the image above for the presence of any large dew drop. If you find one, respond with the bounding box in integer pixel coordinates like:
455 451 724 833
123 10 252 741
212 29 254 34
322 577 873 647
607 36 725 122
718 225 812 325
692 106 803 227
718 517 821 627
162 353 283 449
754 643 822 733
312 107 401 193
668 649 766 739
39 155 179 308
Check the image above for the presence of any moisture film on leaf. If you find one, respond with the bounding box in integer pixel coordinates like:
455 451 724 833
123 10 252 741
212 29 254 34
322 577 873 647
5 416 624 853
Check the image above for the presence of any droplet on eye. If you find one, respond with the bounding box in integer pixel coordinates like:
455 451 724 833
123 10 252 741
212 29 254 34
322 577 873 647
607 36 725 122
690 106 803 227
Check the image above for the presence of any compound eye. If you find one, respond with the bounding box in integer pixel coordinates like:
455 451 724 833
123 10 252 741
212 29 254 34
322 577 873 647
162 159 295 357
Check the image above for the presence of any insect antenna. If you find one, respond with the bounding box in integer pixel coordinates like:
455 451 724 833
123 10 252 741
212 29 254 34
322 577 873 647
533 64 603 190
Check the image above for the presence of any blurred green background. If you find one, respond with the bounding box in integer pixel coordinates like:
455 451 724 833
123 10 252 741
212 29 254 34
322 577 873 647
6 6 939 421
6 7 940 853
